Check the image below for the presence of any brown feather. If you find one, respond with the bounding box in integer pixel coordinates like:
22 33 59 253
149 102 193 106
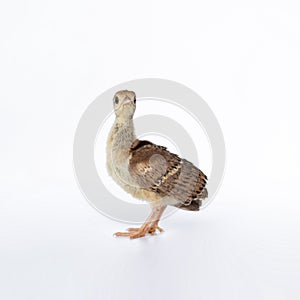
129 139 208 210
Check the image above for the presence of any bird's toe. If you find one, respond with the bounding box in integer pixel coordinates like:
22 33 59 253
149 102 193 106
127 227 140 232
113 231 132 237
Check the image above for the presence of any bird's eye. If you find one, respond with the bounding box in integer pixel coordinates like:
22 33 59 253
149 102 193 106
134 97 136 104
114 96 119 104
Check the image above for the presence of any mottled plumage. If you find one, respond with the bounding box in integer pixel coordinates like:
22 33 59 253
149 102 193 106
129 139 207 211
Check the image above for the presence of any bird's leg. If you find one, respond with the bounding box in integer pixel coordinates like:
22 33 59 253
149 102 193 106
147 206 166 235
114 206 167 239
128 206 165 235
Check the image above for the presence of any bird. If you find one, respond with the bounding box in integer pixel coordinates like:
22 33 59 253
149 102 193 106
106 90 208 239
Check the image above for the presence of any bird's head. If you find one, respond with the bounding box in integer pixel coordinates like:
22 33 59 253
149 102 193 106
113 90 136 122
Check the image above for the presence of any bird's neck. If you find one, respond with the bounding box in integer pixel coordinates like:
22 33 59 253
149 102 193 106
109 118 136 153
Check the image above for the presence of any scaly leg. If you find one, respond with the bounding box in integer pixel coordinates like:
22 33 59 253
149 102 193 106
114 206 166 239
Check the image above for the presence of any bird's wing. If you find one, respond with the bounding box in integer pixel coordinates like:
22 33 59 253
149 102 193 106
129 139 208 209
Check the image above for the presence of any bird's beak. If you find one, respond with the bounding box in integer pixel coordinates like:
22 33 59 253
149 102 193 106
123 99 132 106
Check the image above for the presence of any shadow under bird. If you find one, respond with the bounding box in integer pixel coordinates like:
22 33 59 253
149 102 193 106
106 90 208 239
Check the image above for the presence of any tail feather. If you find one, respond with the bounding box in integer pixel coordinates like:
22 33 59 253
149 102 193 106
175 188 208 211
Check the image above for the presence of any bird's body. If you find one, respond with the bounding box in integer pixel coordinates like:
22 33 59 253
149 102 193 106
107 90 208 239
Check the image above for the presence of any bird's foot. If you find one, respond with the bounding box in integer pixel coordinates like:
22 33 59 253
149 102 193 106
128 225 164 235
148 220 164 235
114 223 164 239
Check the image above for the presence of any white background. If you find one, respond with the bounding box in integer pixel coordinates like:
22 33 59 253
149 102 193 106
0 1 300 299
